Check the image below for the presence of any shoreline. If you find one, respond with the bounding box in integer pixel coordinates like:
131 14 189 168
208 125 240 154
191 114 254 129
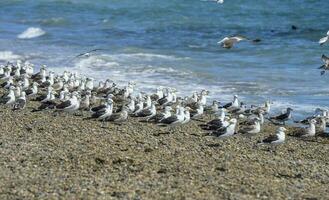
1 100 329 199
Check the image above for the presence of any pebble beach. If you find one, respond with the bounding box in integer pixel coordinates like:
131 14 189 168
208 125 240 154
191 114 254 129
1 100 329 199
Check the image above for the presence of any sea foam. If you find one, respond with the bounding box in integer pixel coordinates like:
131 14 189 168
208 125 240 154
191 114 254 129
0 51 22 61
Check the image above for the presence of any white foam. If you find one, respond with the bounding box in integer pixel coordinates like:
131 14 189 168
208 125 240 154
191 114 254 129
17 27 46 39
0 51 22 61
52 53 219 97
109 53 188 61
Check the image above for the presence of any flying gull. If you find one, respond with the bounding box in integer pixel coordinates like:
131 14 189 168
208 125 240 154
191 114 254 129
201 0 224 3
319 30 329 46
217 36 248 49
319 54 329 75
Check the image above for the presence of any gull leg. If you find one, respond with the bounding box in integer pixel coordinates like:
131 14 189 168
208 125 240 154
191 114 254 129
101 119 105 128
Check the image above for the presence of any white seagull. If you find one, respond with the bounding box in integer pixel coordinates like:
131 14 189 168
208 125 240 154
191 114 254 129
217 36 248 49
56 91 80 113
212 118 237 138
257 127 286 145
295 119 317 138
319 30 329 46
0 86 16 105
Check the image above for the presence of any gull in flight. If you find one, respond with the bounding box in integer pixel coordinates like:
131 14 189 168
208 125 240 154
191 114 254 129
75 49 103 58
217 36 248 49
319 30 329 46
66 49 103 63
201 0 224 3
319 54 329 75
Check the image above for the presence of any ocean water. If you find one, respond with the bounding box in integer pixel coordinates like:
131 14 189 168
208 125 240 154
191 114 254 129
0 0 328 118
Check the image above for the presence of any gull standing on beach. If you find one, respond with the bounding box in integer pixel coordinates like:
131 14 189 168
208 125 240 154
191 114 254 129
240 118 261 136
204 108 229 130
217 36 247 49
212 118 237 138
0 86 16 105
223 95 239 109
269 108 293 125
12 91 26 110
257 127 286 145
148 106 172 123
293 119 317 138
319 30 329 46
55 91 80 113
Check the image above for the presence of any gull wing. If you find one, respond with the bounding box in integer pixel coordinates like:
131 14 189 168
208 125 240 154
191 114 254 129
322 54 329 63
262 134 279 143
319 36 328 45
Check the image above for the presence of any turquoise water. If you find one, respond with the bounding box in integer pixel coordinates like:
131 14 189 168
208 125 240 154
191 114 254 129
0 0 328 117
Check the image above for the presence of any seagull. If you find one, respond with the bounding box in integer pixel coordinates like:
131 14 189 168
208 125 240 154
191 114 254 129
212 118 237 138
90 98 112 114
190 103 204 119
217 36 248 49
0 86 16 105
203 108 229 130
106 106 129 122
204 100 219 116
90 99 113 121
294 108 325 124
201 0 224 3
182 107 191 124
257 127 286 145
316 117 327 134
148 106 172 123
1 76 14 89
222 95 239 109
319 30 329 46
293 119 317 138
79 92 91 111
25 82 39 97
73 49 103 59
133 101 144 116
12 91 26 110
136 102 157 121
239 118 261 136
319 54 329 75
32 100 57 112
55 91 80 113
269 107 293 125
159 107 185 127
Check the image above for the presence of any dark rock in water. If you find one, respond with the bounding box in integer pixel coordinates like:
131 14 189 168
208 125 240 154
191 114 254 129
291 25 298 30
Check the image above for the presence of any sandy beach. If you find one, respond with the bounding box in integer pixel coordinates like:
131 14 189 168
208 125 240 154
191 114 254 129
0 100 328 199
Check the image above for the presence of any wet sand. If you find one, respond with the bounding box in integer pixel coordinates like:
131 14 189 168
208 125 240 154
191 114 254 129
0 101 329 199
